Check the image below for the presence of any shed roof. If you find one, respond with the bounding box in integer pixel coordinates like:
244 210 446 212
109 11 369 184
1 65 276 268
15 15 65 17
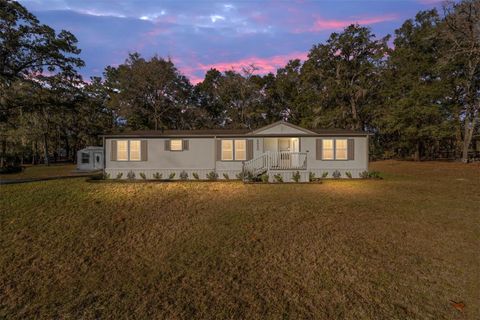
79 146 104 151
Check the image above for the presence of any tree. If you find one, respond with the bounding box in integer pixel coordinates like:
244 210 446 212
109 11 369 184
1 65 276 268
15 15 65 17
376 10 454 161
303 24 389 131
0 0 84 120
270 59 304 123
71 77 117 151
441 0 480 162
194 68 225 127
0 0 85 166
214 65 265 129
104 53 194 130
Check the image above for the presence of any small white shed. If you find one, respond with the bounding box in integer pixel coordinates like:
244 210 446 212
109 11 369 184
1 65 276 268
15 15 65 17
77 146 104 171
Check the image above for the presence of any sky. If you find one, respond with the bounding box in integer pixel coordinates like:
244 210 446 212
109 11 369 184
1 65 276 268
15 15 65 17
19 0 444 84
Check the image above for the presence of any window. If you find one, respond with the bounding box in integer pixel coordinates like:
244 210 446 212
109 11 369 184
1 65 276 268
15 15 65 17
129 140 141 161
221 140 233 160
335 139 348 160
322 139 334 160
81 153 90 164
170 139 183 151
116 140 141 161
117 140 128 161
235 140 246 160
221 140 247 161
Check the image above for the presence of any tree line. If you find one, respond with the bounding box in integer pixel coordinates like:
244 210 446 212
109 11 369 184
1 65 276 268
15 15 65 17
0 0 478 166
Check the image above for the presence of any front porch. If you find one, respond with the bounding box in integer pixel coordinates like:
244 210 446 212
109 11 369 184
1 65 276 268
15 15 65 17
242 137 309 181
242 150 308 182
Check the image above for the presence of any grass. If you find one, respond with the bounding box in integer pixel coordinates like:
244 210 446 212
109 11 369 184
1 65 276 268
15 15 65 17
0 161 479 319
0 164 85 180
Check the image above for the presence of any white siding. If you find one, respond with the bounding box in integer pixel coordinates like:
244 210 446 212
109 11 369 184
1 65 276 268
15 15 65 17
106 138 213 169
105 138 244 179
104 134 369 180
301 136 368 178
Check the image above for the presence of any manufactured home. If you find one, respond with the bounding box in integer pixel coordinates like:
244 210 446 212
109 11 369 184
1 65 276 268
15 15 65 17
102 121 369 182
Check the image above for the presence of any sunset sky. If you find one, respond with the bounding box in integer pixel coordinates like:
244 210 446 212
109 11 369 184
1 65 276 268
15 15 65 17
19 0 444 83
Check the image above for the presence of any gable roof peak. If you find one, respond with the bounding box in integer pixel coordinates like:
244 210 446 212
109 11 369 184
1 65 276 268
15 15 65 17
250 121 316 135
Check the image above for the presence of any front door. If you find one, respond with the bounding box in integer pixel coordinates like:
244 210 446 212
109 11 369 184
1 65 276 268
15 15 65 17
291 138 300 167
93 152 102 169
277 139 290 168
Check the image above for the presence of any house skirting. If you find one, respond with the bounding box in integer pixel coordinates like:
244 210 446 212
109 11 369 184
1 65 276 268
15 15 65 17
105 167 366 181
105 168 242 180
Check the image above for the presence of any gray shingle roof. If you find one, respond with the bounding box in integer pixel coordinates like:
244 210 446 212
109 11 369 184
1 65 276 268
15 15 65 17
101 128 368 138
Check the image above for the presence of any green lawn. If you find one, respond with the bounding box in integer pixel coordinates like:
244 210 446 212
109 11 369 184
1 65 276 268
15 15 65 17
0 161 479 319
0 164 84 180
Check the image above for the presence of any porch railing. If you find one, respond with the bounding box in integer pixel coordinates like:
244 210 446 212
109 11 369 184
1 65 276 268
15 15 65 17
243 151 307 176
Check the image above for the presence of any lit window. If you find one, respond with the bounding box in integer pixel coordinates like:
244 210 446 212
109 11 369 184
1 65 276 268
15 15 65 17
322 139 334 160
235 140 246 160
117 140 128 161
170 139 183 151
335 139 348 160
81 153 89 164
129 140 141 161
221 140 233 160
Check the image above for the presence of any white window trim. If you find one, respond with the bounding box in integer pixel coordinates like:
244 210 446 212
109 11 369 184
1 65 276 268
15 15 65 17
129 140 141 161
322 138 349 161
81 152 90 164
170 139 183 151
322 139 334 160
335 139 348 160
234 139 247 161
117 140 141 161
117 140 129 161
221 139 247 161
221 139 234 161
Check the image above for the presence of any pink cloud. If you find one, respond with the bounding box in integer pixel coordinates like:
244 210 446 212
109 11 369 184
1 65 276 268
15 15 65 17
298 14 398 32
188 74 204 85
176 51 308 85
197 51 308 74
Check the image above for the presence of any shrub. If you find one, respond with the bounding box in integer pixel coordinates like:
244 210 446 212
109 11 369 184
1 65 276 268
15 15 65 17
309 172 315 182
321 171 329 178
235 171 244 180
359 170 382 179
192 172 200 180
274 173 283 183
292 171 301 182
153 172 162 180
206 171 218 181
241 171 254 182
260 173 269 183
116 172 123 179
179 170 188 180
139 172 147 180
368 171 382 179
223 173 230 180
127 171 136 180
103 172 111 180
345 171 353 179
168 172 176 180
332 170 341 179
359 170 369 179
